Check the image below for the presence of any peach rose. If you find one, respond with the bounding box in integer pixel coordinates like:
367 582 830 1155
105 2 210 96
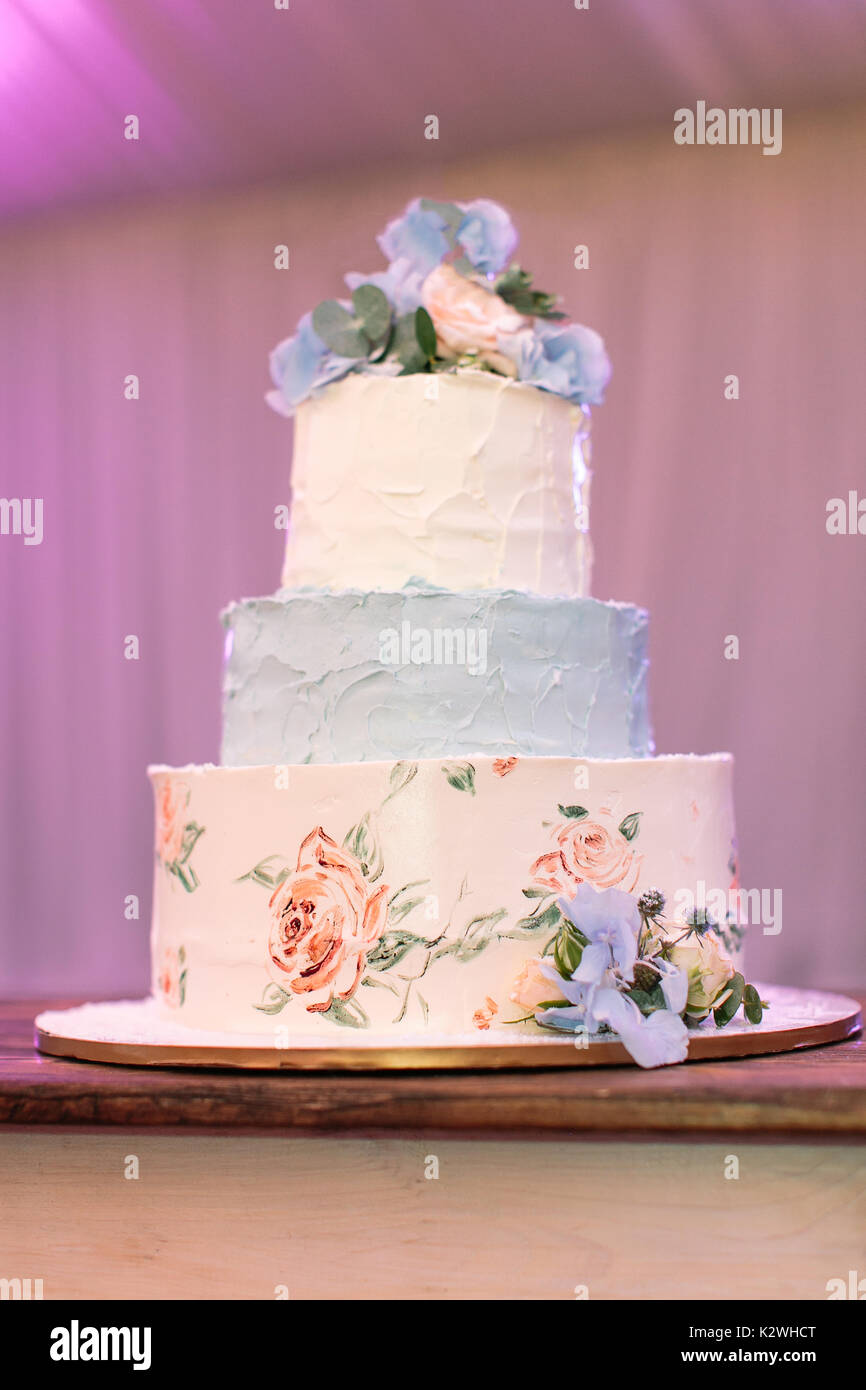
158 946 184 1008
492 757 518 778
473 997 499 1030
156 779 189 867
510 958 566 1011
267 827 389 1013
531 814 642 894
421 263 525 370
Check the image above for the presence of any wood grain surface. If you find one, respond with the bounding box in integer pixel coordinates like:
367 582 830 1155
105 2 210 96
2 1131 865 1299
2 997 865 1136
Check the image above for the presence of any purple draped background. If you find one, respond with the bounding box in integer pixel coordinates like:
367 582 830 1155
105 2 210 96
1 4 865 998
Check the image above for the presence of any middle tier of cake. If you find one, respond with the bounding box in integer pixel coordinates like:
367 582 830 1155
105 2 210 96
221 587 653 766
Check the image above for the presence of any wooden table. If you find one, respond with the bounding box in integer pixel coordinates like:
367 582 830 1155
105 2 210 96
2 997 865 1300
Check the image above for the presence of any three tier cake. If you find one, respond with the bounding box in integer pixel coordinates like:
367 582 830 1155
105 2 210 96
149 197 755 1067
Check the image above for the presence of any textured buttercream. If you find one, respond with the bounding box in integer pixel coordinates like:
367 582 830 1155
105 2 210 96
220 587 652 765
280 372 593 596
149 754 736 1036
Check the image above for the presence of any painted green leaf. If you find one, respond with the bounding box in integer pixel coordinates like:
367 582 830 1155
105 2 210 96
253 983 292 1015
502 902 563 940
441 761 476 795
558 804 589 820
415 305 437 358
360 974 400 996
618 811 642 842
351 283 391 342
433 935 491 965
714 971 745 1027
323 996 370 1029
343 812 384 881
179 822 204 864
311 299 369 357
366 929 426 971
463 909 508 940
522 886 550 899
384 760 418 802
743 983 763 1024
236 854 293 890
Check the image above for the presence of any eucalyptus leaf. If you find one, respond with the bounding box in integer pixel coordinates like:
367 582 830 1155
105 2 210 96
351 284 391 342
415 305 437 358
419 197 464 230
743 983 763 1024
392 311 428 372
714 972 745 1027
312 299 370 357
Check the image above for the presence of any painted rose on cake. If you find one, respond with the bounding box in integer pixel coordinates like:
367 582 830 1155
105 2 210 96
153 776 205 893
530 805 643 894
158 945 187 1009
266 828 389 1014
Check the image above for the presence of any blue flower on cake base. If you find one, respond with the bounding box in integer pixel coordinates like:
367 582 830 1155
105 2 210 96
521 884 689 1069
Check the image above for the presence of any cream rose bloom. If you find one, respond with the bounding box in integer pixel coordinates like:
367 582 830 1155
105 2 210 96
421 263 525 372
667 934 735 1015
510 958 566 1011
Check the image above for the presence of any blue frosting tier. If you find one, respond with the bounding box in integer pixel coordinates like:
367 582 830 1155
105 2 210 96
220 587 653 765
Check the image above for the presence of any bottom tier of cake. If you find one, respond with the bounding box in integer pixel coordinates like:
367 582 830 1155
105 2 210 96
149 754 738 1036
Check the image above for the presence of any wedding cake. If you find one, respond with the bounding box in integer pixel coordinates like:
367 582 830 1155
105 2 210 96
149 197 759 1067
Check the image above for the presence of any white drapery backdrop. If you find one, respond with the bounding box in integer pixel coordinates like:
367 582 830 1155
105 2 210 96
1 104 864 995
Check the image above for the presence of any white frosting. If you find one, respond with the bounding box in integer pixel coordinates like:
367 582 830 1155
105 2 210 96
149 754 738 1037
281 372 592 596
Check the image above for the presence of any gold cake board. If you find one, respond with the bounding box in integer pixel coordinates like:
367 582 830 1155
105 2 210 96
35 985 861 1071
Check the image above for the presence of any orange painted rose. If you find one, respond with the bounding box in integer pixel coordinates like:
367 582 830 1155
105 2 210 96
531 813 642 894
492 757 518 777
267 828 389 1012
158 946 186 1008
156 779 189 867
472 997 499 1030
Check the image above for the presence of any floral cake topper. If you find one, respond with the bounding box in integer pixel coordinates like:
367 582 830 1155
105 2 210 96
267 197 611 415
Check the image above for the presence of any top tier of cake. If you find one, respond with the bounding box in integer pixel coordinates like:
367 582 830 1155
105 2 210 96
280 372 592 597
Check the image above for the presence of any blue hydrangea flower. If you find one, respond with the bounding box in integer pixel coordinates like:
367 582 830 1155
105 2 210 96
376 198 450 276
558 883 639 986
265 312 357 416
503 320 612 406
535 884 689 1067
456 198 518 275
344 257 426 315
592 988 689 1068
